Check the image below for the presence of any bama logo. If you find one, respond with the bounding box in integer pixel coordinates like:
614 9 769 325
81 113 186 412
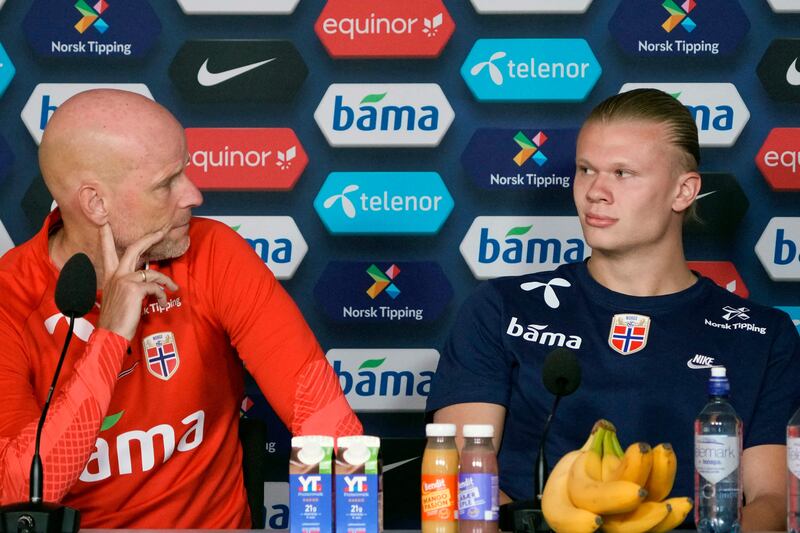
609 0 749 58
21 83 153 144
176 0 300 14
687 261 749 298
505 317 583 349
80 410 204 482
313 261 453 323
327 349 439 411
201 216 307 280
459 217 589 280
757 39 800 103
755 218 800 281
315 0 455 59
185 128 307 191
314 84 454 147
461 128 578 191
313 172 453 235
619 83 749 147
756 128 800 191
469 0 593 14
22 0 161 58
461 39 601 102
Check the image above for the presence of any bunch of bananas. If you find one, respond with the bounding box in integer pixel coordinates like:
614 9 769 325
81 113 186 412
542 420 692 533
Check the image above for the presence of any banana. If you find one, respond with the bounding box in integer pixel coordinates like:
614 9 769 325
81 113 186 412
601 430 623 482
542 450 603 533
600 501 671 533
568 449 648 514
645 443 677 502
649 497 693 533
614 442 653 486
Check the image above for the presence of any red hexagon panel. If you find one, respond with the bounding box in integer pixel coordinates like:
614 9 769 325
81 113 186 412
687 261 749 298
756 128 800 191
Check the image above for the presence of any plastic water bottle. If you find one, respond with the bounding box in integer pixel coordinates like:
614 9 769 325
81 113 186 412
694 366 742 533
458 424 499 533
787 406 800 532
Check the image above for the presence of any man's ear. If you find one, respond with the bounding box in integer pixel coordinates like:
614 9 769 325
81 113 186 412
673 171 702 213
77 182 109 225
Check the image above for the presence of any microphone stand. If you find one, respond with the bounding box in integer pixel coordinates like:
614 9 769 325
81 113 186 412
0 315 81 533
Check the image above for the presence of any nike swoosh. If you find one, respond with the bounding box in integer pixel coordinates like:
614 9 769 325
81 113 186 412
383 456 419 473
786 58 800 86
687 361 714 369
696 190 717 200
196 57 276 87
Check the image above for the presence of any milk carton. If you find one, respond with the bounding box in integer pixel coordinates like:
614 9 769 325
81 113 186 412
290 435 334 533
335 436 382 533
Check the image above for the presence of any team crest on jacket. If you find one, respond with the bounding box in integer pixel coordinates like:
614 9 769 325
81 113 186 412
143 332 180 381
608 314 651 355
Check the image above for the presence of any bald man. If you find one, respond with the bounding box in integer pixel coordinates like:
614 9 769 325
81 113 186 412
0 89 362 528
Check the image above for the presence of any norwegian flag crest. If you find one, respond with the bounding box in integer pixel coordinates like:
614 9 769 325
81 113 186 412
608 314 651 356
143 331 180 380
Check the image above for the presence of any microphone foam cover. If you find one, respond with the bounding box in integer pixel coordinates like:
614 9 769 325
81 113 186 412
55 253 97 317
542 347 581 397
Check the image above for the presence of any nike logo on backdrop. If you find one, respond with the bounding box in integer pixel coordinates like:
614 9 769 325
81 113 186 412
787 58 800 86
696 190 718 200
382 456 419 473
196 57 276 87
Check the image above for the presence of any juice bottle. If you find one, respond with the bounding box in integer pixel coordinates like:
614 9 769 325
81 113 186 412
421 423 459 533
458 424 498 533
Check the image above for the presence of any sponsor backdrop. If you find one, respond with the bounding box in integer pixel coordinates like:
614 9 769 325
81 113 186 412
0 0 799 527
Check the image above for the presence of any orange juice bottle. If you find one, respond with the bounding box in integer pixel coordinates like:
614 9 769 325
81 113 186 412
421 423 459 533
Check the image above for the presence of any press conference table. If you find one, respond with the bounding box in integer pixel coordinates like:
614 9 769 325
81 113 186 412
81 530 783 532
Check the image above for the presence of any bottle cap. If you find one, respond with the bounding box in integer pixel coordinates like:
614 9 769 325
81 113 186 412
710 366 726 377
463 424 494 438
426 423 456 437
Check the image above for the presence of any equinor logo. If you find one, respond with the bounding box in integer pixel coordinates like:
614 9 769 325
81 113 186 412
313 172 453 235
327 349 439 411
460 216 588 279
314 84 454 147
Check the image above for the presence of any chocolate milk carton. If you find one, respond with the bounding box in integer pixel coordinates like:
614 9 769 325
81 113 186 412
335 436 382 533
290 436 334 533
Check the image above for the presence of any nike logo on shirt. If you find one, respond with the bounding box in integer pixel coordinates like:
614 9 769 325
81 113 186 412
787 58 800 86
196 57 276 87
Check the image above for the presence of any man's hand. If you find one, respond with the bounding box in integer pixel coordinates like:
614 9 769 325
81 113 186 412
97 224 178 340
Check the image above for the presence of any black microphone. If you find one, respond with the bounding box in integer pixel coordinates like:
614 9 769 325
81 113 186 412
500 347 582 533
0 253 94 533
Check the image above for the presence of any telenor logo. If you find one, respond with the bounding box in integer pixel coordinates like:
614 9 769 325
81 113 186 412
757 39 800 103
469 0 592 14
687 261 749 298
314 84 454 147
461 128 578 191
169 40 307 103
201 216 307 280
23 0 161 58
313 261 453 323
314 172 453 235
683 173 749 236
619 83 749 147
315 0 455 59
185 128 307 191
767 0 800 12
755 218 800 281
460 217 589 279
461 39 601 102
177 0 300 14
0 43 16 98
21 83 153 144
609 0 748 58
327 349 440 411
756 128 800 191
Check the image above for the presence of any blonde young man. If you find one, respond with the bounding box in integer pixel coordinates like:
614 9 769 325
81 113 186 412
427 89 800 530
0 90 362 527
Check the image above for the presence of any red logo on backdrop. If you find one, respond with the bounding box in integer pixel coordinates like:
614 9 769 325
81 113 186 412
755 128 800 191
185 128 308 190
687 261 749 298
315 0 455 59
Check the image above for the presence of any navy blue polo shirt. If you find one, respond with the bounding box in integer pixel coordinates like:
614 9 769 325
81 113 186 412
427 261 800 501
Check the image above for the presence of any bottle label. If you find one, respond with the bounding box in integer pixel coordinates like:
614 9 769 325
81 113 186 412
421 474 457 522
695 435 739 484
789 437 800 480
458 473 499 521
